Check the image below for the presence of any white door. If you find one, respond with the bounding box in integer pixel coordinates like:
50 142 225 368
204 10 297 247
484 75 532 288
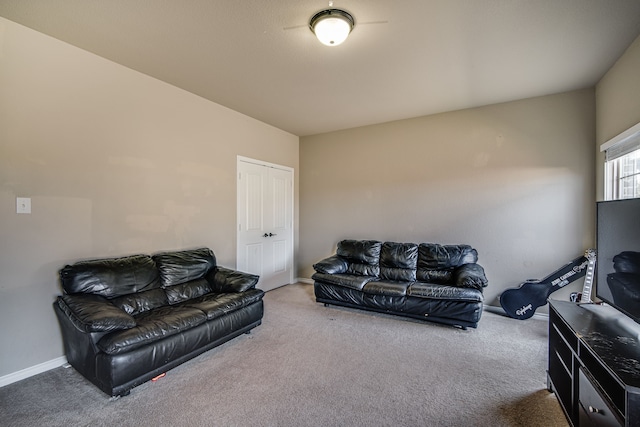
237 157 294 291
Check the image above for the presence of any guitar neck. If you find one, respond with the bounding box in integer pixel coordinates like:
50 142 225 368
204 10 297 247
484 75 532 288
581 254 596 303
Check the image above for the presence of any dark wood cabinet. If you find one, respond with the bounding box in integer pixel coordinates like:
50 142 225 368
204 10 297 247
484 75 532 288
548 300 640 427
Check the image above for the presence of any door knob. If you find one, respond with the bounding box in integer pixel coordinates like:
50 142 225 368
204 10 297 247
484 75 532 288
263 233 269 238
269 233 277 237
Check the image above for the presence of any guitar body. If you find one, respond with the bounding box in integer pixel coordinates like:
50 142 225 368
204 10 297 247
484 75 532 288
500 280 552 320
500 254 590 320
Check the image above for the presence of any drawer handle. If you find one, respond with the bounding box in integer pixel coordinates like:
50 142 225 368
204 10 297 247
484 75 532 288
588 406 603 415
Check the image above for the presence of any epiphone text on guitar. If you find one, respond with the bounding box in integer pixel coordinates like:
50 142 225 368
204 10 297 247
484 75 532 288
515 304 533 317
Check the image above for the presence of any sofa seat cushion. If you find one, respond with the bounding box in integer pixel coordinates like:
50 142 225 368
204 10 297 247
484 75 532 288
312 272 376 291
363 280 411 297
184 288 264 320
409 282 483 302
98 306 207 355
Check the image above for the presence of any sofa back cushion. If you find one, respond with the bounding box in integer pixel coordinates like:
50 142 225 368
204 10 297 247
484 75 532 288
337 240 382 277
164 278 213 305
153 248 217 287
417 244 478 284
60 254 161 298
379 242 418 281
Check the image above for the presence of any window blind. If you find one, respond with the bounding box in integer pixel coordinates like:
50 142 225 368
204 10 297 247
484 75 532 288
601 121 640 161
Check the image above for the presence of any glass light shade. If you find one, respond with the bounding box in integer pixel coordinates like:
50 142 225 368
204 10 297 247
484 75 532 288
313 17 351 46
309 9 354 46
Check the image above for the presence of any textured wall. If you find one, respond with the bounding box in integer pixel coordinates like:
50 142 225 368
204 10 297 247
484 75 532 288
300 90 596 308
0 17 299 377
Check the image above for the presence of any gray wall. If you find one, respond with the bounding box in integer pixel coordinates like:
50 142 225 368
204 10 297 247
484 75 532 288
300 89 596 308
596 34 640 200
0 17 299 378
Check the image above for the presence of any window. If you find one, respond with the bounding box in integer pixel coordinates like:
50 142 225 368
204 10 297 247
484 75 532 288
604 149 640 200
602 122 640 201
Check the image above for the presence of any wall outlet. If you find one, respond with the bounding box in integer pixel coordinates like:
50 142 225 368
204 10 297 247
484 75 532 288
16 197 31 214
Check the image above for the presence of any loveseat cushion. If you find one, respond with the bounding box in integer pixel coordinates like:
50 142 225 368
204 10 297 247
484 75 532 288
337 240 382 276
57 294 137 332
207 267 259 293
164 278 213 305
184 288 264 320
453 263 488 290
313 255 349 274
97 306 207 355
409 283 483 302
60 254 161 298
379 242 418 281
311 272 376 291
112 288 169 316
416 244 478 284
153 248 216 287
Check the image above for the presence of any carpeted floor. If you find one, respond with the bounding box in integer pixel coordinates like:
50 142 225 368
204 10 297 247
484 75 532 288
0 283 568 427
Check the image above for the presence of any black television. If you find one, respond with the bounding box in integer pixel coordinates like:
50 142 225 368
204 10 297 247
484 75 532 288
596 198 640 324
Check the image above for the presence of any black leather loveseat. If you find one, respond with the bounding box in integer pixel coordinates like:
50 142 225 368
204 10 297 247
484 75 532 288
312 240 488 329
54 247 264 397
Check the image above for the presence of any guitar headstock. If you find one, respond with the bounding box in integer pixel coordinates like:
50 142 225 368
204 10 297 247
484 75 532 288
584 248 596 261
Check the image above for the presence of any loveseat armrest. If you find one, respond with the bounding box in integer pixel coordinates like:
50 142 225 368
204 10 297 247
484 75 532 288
208 267 259 293
56 294 136 333
313 255 349 274
453 263 488 290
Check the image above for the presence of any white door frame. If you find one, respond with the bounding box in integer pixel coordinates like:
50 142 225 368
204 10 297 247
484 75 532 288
237 156 295 288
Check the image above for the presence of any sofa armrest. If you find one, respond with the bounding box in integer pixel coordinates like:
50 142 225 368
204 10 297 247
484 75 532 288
453 263 488 290
313 255 349 274
56 294 136 333
208 267 259 293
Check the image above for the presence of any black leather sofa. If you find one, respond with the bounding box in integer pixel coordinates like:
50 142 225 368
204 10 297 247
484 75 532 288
312 240 488 329
53 247 264 397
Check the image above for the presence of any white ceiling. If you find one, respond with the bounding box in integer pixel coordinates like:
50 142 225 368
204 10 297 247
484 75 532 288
1 0 640 136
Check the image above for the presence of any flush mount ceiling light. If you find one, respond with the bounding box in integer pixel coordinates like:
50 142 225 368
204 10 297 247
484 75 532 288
309 8 355 46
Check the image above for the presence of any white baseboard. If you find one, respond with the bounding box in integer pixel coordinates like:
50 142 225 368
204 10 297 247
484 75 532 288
297 278 313 284
0 356 68 388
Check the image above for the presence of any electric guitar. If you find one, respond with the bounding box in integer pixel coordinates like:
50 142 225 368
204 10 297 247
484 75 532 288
500 252 591 320
578 249 596 303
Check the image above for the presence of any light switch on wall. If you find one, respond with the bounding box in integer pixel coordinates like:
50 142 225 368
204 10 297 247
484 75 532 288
16 197 31 214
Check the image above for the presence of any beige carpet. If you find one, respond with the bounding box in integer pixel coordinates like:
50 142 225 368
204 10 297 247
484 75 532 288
1 283 568 427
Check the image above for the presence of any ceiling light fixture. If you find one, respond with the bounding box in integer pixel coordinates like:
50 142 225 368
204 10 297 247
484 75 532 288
309 8 355 46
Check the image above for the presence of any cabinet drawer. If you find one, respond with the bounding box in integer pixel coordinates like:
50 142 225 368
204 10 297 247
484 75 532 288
578 368 622 427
